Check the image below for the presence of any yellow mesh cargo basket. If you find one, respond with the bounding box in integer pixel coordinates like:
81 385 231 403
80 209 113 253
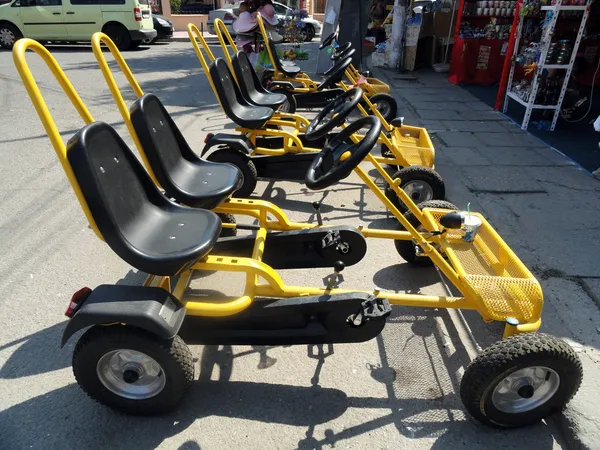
422 209 543 324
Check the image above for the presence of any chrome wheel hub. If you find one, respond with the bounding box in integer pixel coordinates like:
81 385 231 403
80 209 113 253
403 180 433 203
374 101 390 118
0 29 15 47
96 349 166 399
492 366 560 413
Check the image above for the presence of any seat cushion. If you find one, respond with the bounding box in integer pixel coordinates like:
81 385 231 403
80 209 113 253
170 160 242 209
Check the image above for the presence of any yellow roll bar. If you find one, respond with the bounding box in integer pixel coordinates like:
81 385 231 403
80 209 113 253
213 18 238 70
12 38 102 240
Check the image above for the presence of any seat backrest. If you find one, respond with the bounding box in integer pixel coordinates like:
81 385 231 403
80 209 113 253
232 51 270 97
130 93 199 198
265 36 285 73
209 57 273 126
66 121 171 269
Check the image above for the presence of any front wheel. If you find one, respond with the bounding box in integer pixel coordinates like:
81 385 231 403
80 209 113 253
218 213 237 237
73 325 194 415
368 93 398 123
394 199 457 266
461 333 583 428
385 166 445 212
206 148 258 198
0 23 22 50
303 24 315 42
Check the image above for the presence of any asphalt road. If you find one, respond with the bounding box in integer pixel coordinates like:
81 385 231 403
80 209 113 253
0 41 567 449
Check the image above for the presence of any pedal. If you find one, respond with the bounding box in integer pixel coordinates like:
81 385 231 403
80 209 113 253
321 229 340 248
348 296 392 327
325 261 345 289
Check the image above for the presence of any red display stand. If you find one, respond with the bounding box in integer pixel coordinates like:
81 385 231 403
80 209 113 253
449 38 509 84
449 0 518 85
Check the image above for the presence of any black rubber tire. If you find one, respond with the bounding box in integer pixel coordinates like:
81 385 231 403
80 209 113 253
72 325 194 416
368 93 398 123
270 88 297 114
461 333 583 428
206 149 258 198
385 165 445 212
0 23 22 50
218 213 237 237
104 24 131 51
394 199 457 266
303 24 315 42
129 39 142 50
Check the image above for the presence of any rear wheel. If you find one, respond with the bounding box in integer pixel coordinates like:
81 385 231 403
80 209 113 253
385 166 445 212
368 93 397 123
217 213 237 237
302 24 315 42
461 333 583 428
0 23 22 50
394 199 457 266
104 24 131 51
270 88 297 114
206 148 258 198
73 325 194 415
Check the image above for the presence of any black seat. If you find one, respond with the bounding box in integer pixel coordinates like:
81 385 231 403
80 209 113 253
67 122 222 276
266 36 301 77
389 117 404 128
210 58 274 129
231 51 287 109
130 93 242 209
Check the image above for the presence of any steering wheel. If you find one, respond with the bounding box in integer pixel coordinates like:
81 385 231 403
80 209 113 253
304 87 364 141
331 42 352 60
317 57 353 91
331 47 355 64
323 48 355 77
319 32 337 50
306 116 382 190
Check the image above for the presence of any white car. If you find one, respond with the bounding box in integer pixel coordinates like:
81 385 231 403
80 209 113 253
207 1 322 42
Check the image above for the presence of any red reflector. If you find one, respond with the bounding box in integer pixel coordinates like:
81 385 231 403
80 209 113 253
134 7 142 21
65 287 92 318
204 133 214 143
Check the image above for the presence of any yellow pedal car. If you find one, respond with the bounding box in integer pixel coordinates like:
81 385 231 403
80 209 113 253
13 37 583 429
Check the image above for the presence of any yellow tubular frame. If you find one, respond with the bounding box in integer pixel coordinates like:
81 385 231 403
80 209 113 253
14 38 540 336
12 38 103 240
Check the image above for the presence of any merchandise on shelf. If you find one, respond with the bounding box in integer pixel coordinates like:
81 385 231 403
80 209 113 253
459 17 512 39
463 0 517 17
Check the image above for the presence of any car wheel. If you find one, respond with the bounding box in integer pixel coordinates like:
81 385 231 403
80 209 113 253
303 24 315 42
104 23 131 51
0 23 22 50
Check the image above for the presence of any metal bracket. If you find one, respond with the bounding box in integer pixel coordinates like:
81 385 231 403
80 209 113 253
348 296 392 327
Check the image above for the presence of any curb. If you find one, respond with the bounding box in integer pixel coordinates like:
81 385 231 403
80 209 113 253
172 35 219 43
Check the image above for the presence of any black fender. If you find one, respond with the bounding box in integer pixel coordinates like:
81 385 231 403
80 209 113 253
201 133 253 158
61 285 186 347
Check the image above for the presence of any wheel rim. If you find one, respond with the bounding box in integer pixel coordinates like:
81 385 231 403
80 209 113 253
96 349 166 400
374 101 390 118
403 180 434 203
279 98 291 113
0 29 15 47
492 366 560 414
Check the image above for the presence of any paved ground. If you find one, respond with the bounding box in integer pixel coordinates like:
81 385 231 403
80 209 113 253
0 40 597 449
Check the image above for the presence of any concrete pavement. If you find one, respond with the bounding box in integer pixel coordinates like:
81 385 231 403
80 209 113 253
371 67 600 449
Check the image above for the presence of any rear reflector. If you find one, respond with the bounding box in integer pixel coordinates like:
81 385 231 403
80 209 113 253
65 287 92 318
134 7 142 21
204 133 214 143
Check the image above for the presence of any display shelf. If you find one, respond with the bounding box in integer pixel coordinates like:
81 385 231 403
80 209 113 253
503 0 591 130
506 91 559 109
